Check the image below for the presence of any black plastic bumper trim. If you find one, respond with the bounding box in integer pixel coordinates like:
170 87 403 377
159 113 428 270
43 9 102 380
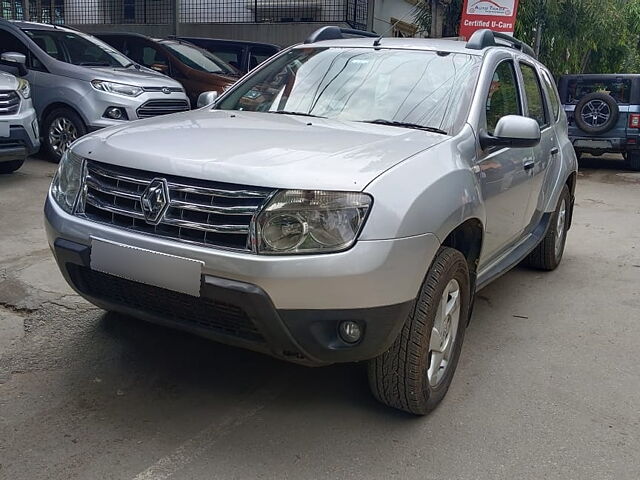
52 238 411 366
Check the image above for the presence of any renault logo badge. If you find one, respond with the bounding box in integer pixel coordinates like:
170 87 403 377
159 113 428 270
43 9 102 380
140 178 169 224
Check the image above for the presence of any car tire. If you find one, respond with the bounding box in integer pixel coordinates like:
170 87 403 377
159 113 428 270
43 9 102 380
524 185 571 271
574 92 619 135
367 247 470 415
43 108 86 163
628 152 640 171
0 159 24 174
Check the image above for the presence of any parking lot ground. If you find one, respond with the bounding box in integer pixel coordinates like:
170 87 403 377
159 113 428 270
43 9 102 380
1 155 639 480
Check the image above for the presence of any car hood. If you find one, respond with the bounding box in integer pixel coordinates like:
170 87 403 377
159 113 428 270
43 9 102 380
0 71 18 90
73 110 447 190
71 65 184 89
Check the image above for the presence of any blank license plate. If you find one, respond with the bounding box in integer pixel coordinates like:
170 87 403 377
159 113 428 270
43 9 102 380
0 122 8 138
574 139 611 149
90 238 204 297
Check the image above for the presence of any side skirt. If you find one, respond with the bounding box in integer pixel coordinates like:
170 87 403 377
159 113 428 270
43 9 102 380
476 212 552 291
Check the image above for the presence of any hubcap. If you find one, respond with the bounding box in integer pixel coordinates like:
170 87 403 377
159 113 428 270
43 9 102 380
49 117 78 157
427 278 461 387
555 198 567 258
581 99 610 128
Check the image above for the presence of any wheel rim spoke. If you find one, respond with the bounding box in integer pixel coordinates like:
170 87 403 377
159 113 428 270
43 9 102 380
426 278 462 387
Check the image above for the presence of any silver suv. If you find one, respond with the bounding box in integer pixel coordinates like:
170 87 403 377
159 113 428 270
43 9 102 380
0 20 190 162
0 56 39 174
45 28 577 415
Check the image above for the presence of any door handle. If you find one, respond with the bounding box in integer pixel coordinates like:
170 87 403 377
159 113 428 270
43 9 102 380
551 147 559 156
523 159 535 171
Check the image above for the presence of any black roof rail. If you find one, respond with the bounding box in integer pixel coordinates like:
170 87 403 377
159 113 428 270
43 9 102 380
304 26 378 44
466 29 536 58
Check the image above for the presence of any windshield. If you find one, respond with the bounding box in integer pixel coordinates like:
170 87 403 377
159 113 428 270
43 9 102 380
217 47 481 132
161 41 239 76
24 29 131 67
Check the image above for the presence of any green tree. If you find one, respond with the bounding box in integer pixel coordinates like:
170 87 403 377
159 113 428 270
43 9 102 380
415 0 640 75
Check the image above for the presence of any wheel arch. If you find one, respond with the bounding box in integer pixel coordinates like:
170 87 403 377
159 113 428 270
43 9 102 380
41 102 89 129
440 217 484 282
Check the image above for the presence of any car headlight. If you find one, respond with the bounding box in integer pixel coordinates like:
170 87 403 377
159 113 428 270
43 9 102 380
50 150 84 213
17 78 30 99
91 80 143 97
255 190 372 254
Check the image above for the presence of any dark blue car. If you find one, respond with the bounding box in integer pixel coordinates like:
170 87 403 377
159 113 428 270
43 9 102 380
558 74 640 170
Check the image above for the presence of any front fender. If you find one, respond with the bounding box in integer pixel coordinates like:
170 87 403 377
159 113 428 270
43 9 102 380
361 126 485 242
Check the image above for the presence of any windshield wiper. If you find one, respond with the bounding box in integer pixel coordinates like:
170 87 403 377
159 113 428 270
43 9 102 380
78 62 112 67
269 110 326 118
361 119 447 135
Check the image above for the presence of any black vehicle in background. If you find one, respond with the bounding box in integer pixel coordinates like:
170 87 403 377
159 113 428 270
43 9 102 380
177 37 280 74
558 74 640 170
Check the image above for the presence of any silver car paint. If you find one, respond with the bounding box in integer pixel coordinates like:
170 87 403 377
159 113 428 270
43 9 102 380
0 71 39 153
0 22 188 128
45 39 577 312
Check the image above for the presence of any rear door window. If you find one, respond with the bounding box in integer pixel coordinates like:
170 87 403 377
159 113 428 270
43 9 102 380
540 70 560 122
566 79 631 104
520 63 548 128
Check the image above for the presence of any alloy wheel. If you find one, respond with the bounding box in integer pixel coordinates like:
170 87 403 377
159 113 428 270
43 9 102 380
427 278 461 387
49 117 78 157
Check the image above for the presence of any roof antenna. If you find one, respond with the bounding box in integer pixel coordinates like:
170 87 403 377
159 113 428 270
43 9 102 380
373 0 426 47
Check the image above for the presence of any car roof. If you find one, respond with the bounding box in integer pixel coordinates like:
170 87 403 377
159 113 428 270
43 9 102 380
2 20 77 32
179 37 280 49
299 36 485 55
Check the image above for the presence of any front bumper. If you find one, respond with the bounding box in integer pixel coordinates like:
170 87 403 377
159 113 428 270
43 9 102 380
82 89 190 130
0 125 40 162
45 194 439 365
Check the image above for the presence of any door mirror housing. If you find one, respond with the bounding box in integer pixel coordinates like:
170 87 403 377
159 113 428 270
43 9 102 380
480 115 541 150
197 90 218 108
1 52 28 76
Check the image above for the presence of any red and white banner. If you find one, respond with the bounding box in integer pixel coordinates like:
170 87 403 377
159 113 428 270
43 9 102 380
459 0 520 40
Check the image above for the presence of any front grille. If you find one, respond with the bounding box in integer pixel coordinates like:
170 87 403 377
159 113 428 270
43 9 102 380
142 86 184 93
77 160 274 251
68 265 265 343
136 99 190 118
0 91 20 116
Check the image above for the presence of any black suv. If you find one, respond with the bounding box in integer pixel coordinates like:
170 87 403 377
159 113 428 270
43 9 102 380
559 74 640 170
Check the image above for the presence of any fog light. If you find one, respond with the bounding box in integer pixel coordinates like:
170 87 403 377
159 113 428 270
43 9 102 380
338 321 362 344
104 107 127 120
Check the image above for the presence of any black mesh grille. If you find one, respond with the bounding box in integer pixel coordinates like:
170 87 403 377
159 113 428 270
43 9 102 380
0 91 20 116
69 264 265 342
136 99 190 119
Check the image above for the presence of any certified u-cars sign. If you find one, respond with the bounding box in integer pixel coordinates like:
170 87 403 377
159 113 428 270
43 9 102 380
459 0 520 39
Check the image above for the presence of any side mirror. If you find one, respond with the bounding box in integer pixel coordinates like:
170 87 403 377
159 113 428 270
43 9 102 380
1 52 27 76
480 115 541 150
197 90 218 108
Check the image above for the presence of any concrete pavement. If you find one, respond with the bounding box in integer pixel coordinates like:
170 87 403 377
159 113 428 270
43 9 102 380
0 155 639 479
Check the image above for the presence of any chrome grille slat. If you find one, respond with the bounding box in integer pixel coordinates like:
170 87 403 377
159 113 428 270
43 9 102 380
78 160 274 252
168 183 270 199
0 91 19 116
169 199 257 215
136 100 190 119
85 192 145 219
162 216 249 234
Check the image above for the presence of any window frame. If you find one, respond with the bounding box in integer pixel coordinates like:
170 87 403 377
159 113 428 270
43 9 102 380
539 68 561 124
483 58 523 135
518 60 550 130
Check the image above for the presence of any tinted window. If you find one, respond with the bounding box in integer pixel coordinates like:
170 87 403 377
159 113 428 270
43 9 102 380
541 70 560 122
486 61 521 134
125 38 169 74
218 47 481 134
0 29 43 71
520 63 547 127
206 46 243 70
565 78 631 104
23 29 131 67
248 47 274 70
161 41 238 75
